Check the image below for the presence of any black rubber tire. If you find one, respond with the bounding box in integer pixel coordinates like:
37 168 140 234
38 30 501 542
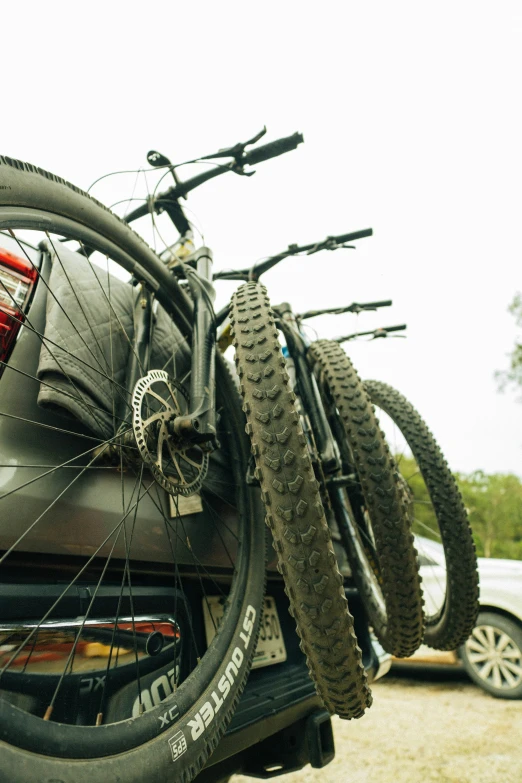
230 283 372 720
308 341 424 658
0 156 266 783
364 380 479 650
460 612 522 699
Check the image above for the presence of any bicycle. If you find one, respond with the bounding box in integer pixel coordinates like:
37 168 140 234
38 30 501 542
0 133 302 782
332 320 479 649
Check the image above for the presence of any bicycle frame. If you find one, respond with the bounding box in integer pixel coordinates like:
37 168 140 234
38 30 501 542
273 302 340 474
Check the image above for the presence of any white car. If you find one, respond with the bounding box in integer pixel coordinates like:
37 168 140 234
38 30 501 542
405 536 522 699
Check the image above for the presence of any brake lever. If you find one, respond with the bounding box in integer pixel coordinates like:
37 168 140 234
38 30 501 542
306 239 356 255
306 242 327 256
200 126 267 164
244 126 268 147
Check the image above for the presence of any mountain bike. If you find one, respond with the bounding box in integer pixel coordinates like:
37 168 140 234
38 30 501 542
330 322 479 649
0 134 301 782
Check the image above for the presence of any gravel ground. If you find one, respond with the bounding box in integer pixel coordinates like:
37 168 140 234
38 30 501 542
231 669 522 783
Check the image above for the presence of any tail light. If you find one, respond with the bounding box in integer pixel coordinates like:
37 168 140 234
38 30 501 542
0 247 38 368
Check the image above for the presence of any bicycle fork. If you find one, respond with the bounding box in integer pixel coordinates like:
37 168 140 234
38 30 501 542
120 247 219 452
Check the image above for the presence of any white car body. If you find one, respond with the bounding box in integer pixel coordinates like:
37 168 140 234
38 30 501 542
415 536 522 622
417 536 522 625
400 536 522 667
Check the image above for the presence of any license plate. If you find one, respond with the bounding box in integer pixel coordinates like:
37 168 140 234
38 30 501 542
203 596 287 669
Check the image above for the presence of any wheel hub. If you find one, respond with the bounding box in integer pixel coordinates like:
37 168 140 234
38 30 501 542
132 370 208 496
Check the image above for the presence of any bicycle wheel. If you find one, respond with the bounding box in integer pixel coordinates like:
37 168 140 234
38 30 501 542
230 282 371 720
308 340 424 658
364 380 479 650
0 157 265 783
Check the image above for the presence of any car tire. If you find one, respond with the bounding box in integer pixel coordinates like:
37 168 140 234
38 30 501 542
460 612 522 699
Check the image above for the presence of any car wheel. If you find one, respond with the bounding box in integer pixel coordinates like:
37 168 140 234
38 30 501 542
460 612 522 699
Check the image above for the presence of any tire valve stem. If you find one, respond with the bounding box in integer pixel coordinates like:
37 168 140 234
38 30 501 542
96 712 103 726
43 705 53 721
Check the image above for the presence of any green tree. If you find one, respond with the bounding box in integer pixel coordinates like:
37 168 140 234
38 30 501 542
456 471 522 560
496 292 522 396
396 456 522 561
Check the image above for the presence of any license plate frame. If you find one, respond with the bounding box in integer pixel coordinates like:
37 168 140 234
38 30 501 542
203 596 287 669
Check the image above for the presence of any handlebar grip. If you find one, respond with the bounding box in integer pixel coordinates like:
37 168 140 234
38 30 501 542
382 324 406 333
359 299 392 310
213 269 250 281
332 228 373 244
243 132 304 166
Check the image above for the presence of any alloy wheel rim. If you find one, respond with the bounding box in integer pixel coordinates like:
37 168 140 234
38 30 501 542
465 624 522 690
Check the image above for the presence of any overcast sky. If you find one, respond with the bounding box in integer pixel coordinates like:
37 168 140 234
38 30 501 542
4 1 522 476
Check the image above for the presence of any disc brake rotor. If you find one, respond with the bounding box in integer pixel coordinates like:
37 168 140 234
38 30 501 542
132 370 208 496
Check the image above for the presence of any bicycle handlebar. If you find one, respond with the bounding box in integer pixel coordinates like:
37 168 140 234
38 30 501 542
329 228 373 244
124 131 304 226
298 299 392 320
214 228 374 282
336 323 407 342
242 133 304 166
351 299 392 311
381 324 407 333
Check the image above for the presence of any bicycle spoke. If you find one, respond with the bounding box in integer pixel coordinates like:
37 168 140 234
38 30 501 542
9 231 131 413
0 410 108 444
78 239 146 378
0 359 130 430
0 307 132 408
0 425 132 501
135 474 227 599
43 504 130 722
410 516 443 540
120 463 146 716
0 429 132 561
160 488 203 662
96 449 144 722
45 233 120 380
0 477 155 678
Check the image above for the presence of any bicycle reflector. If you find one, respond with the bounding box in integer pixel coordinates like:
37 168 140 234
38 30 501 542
0 247 37 368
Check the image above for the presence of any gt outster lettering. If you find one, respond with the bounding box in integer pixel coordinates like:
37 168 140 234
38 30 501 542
187 605 256 742
239 604 256 649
